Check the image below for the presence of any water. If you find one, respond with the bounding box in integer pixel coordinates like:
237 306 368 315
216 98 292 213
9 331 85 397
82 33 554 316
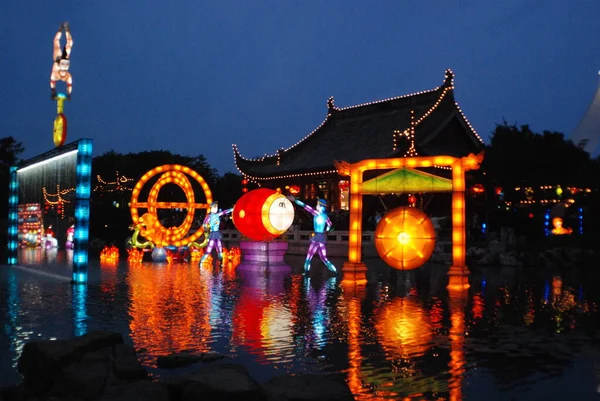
2 249 600 400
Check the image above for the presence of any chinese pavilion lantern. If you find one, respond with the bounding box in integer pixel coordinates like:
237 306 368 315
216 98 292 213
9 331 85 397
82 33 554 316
232 188 295 241
374 207 436 270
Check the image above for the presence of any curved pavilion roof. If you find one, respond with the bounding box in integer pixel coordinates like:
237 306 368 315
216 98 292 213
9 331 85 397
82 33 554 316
232 70 485 181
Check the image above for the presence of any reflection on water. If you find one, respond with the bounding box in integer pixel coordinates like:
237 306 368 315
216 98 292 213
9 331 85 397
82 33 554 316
2 252 600 400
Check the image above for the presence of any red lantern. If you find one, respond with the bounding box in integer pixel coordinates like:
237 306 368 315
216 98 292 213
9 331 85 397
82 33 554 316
288 185 300 195
408 195 417 205
242 187 249 193
241 178 248 186
232 188 295 241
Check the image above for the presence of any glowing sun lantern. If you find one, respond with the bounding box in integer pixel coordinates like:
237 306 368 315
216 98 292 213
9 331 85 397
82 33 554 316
374 207 436 270
232 188 295 241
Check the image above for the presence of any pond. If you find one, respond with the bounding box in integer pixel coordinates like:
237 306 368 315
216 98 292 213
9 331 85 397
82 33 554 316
1 248 600 400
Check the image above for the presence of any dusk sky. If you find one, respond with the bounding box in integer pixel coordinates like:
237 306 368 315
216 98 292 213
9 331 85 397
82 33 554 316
2 1 599 174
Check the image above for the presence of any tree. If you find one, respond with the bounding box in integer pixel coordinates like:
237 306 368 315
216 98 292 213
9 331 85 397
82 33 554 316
482 122 595 190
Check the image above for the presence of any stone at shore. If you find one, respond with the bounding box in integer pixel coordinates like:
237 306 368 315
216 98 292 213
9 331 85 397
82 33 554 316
6 332 354 401
181 363 266 401
263 374 355 401
17 331 124 394
100 381 170 401
156 350 228 369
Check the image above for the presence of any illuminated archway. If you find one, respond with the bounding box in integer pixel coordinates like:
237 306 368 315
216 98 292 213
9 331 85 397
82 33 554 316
336 152 484 289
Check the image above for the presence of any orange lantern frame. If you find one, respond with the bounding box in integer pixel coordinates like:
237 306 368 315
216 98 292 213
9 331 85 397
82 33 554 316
337 152 484 290
129 165 213 247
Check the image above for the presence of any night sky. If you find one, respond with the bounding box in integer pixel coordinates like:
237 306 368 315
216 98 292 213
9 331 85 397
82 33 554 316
2 1 599 173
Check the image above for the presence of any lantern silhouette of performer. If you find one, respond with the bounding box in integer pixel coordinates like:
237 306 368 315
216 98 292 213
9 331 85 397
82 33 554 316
200 202 233 264
287 195 336 274
65 224 74 249
50 22 73 100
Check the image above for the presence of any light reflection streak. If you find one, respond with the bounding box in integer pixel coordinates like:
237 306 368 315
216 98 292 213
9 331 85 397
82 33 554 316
72 283 88 337
128 263 212 365
447 286 467 401
231 271 294 363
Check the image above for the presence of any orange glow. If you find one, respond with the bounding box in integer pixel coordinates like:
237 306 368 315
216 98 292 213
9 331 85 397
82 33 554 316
471 293 484 320
471 184 485 194
100 245 119 265
129 164 213 247
127 248 144 264
551 217 573 235
288 185 301 195
374 207 436 270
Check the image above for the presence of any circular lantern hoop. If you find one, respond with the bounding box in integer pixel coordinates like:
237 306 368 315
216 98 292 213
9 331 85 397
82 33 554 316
374 207 436 270
233 188 294 241
129 165 213 247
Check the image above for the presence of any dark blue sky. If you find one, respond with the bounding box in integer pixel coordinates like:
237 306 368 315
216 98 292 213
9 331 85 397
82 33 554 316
2 1 599 173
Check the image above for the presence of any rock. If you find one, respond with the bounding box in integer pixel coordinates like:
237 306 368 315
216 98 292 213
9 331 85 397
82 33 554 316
263 374 354 401
156 351 228 369
112 344 149 382
201 352 228 363
101 381 170 401
51 360 111 400
156 351 204 369
181 363 265 401
17 332 123 395
0 385 35 401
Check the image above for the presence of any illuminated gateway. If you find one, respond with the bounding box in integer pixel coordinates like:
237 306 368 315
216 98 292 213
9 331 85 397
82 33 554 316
232 70 485 210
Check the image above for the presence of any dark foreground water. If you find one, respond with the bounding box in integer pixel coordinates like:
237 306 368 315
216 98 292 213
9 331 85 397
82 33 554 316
2 248 600 400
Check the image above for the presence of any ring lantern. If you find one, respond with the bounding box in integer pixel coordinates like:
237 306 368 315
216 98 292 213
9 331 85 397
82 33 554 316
374 207 436 270
233 188 294 241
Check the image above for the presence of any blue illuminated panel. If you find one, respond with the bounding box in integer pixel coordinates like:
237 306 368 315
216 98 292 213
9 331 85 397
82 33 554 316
7 167 18 265
544 209 550 237
73 139 93 283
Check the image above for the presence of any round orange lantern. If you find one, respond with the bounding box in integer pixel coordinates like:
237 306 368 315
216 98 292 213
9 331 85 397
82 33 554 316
374 207 436 270
232 188 295 241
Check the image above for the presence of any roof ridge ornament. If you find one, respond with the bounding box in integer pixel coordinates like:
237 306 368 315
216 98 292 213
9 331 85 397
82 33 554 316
327 96 337 116
444 69 455 88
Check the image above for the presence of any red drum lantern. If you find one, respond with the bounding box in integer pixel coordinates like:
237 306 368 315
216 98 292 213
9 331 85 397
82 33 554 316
233 188 295 241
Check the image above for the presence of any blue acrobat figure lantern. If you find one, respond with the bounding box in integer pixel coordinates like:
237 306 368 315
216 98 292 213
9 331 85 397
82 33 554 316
287 195 336 274
200 201 233 263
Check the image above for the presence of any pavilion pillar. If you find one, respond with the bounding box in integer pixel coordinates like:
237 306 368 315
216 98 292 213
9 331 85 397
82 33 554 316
448 161 470 290
342 168 367 286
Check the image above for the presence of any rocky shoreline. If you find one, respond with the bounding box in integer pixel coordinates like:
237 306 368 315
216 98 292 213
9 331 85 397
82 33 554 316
0 331 354 401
